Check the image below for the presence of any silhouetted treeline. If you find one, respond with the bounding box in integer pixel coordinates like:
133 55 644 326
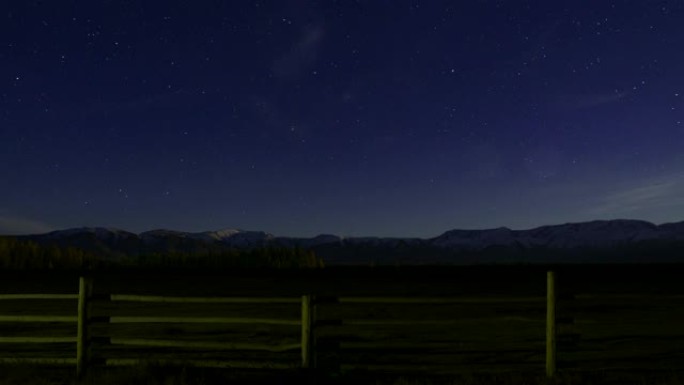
0 236 102 269
122 247 324 269
0 236 324 269
311 239 684 265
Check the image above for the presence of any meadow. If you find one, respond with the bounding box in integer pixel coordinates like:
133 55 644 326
1 265 684 384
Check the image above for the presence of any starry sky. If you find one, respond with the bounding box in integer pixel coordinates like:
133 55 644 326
2 1 684 237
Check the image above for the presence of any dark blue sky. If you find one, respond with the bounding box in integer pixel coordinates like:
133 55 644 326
2 1 684 237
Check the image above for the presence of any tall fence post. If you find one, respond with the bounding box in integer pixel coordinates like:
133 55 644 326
301 294 316 369
546 271 557 378
77 276 93 378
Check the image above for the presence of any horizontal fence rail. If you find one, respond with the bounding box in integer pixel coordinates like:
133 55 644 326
1 272 683 379
0 315 77 322
573 294 684 300
0 294 78 300
333 342 545 352
0 358 77 365
103 358 297 369
109 338 301 352
322 319 511 326
0 337 78 343
105 316 301 325
334 296 546 304
110 295 300 304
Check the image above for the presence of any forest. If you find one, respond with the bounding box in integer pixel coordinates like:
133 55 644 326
0 236 324 270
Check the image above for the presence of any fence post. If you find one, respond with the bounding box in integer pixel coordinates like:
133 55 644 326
77 276 93 378
301 294 316 369
546 271 557 378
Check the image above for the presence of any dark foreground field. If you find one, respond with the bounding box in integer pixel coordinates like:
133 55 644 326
1 264 684 384
2 364 684 385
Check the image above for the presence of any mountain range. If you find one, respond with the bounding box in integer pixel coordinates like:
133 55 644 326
9 219 684 264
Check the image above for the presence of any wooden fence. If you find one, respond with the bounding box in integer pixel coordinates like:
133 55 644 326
0 271 681 378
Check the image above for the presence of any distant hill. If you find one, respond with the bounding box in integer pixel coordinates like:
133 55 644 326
9 219 684 264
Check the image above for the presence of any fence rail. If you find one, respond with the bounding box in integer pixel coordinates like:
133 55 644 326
0 337 78 343
106 316 300 325
109 338 301 352
0 294 78 300
110 295 300 304
0 358 77 365
335 296 546 304
103 358 296 369
0 315 77 322
0 271 681 379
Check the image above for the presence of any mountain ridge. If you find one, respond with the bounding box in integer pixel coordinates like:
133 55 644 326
7 219 684 264
22 219 684 247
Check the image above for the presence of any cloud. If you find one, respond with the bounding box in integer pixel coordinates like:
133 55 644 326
586 173 684 216
273 24 324 80
0 216 54 235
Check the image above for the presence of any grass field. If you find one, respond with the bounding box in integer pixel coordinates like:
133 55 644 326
1 264 684 384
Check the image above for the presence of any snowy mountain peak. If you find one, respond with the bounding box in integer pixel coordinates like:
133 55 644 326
193 229 243 241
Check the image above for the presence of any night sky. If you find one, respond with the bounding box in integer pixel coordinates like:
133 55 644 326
2 1 684 237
